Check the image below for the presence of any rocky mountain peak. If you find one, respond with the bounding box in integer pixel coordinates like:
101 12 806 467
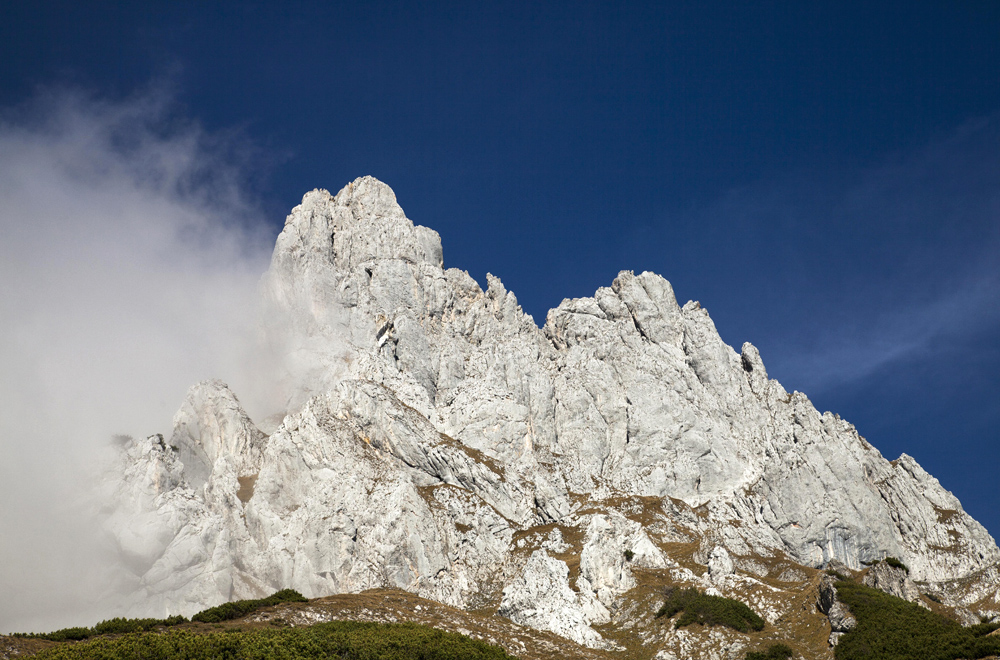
99 178 1000 655
271 176 442 277
170 379 266 491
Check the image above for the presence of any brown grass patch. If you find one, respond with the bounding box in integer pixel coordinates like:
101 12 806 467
237 474 258 504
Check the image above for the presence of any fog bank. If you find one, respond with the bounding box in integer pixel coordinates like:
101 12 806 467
0 88 278 632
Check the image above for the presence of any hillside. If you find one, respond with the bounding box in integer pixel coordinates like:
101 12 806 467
6 570 1000 660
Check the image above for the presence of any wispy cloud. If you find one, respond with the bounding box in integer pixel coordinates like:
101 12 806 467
637 115 1000 399
771 259 1000 395
0 87 277 632
766 118 1000 396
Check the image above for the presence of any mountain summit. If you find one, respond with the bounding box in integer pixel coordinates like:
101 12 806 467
102 177 1000 655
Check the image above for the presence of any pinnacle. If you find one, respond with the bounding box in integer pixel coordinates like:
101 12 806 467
334 175 406 221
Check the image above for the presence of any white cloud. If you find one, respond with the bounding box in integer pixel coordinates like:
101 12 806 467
0 87 278 632
770 262 1000 396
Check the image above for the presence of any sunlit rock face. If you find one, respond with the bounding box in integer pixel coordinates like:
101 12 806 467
102 177 1000 649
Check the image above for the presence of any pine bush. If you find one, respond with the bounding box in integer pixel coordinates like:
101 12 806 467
834 581 1000 660
656 586 765 633
25 620 517 660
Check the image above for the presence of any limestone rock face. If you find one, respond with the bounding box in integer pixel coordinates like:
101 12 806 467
862 560 923 604
577 513 670 606
708 547 735 583
101 177 1000 647
172 380 267 491
498 550 613 649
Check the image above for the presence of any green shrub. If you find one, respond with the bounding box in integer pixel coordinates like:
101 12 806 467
25 620 517 660
825 569 850 581
656 586 765 633
190 588 308 623
834 581 1000 660
35 627 92 642
967 621 1000 637
624 549 634 562
22 613 188 641
17 591 307 641
883 556 909 574
91 616 187 635
746 643 793 660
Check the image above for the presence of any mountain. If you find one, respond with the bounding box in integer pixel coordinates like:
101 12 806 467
99 177 1000 657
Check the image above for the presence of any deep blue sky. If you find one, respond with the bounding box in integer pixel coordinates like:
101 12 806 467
2 2 999 535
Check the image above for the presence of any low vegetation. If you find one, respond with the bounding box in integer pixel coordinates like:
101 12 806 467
190 588 307 623
22 620 517 660
15 590 306 641
745 643 793 660
655 586 765 633
881 556 909 574
21 628 94 643
16 617 187 642
834 581 1000 660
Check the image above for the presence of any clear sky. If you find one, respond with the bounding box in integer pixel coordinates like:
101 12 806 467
1 2 998 536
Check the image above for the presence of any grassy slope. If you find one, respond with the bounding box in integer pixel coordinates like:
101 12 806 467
2 589 614 660
23 621 516 660
834 581 1000 660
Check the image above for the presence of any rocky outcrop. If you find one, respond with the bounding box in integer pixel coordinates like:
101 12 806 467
817 574 857 646
498 550 613 649
100 177 1000 649
171 380 267 492
707 547 735 583
862 560 922 604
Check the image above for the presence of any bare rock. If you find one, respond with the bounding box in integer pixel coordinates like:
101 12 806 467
708 546 735 583
817 575 857 633
955 607 981 627
498 550 612 649
171 380 266 491
863 560 923 604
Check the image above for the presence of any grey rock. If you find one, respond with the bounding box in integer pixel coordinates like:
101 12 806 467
824 559 853 578
578 513 668 606
817 575 837 615
817 575 857 633
171 380 266 492
954 607 981 627
498 550 612 649
863 560 922 604
828 602 857 633
708 546 735 582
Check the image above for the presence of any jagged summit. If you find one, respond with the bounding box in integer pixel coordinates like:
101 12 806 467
102 178 1000 655
272 178 443 272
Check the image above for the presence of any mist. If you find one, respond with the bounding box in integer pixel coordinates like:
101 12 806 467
0 88 280 632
